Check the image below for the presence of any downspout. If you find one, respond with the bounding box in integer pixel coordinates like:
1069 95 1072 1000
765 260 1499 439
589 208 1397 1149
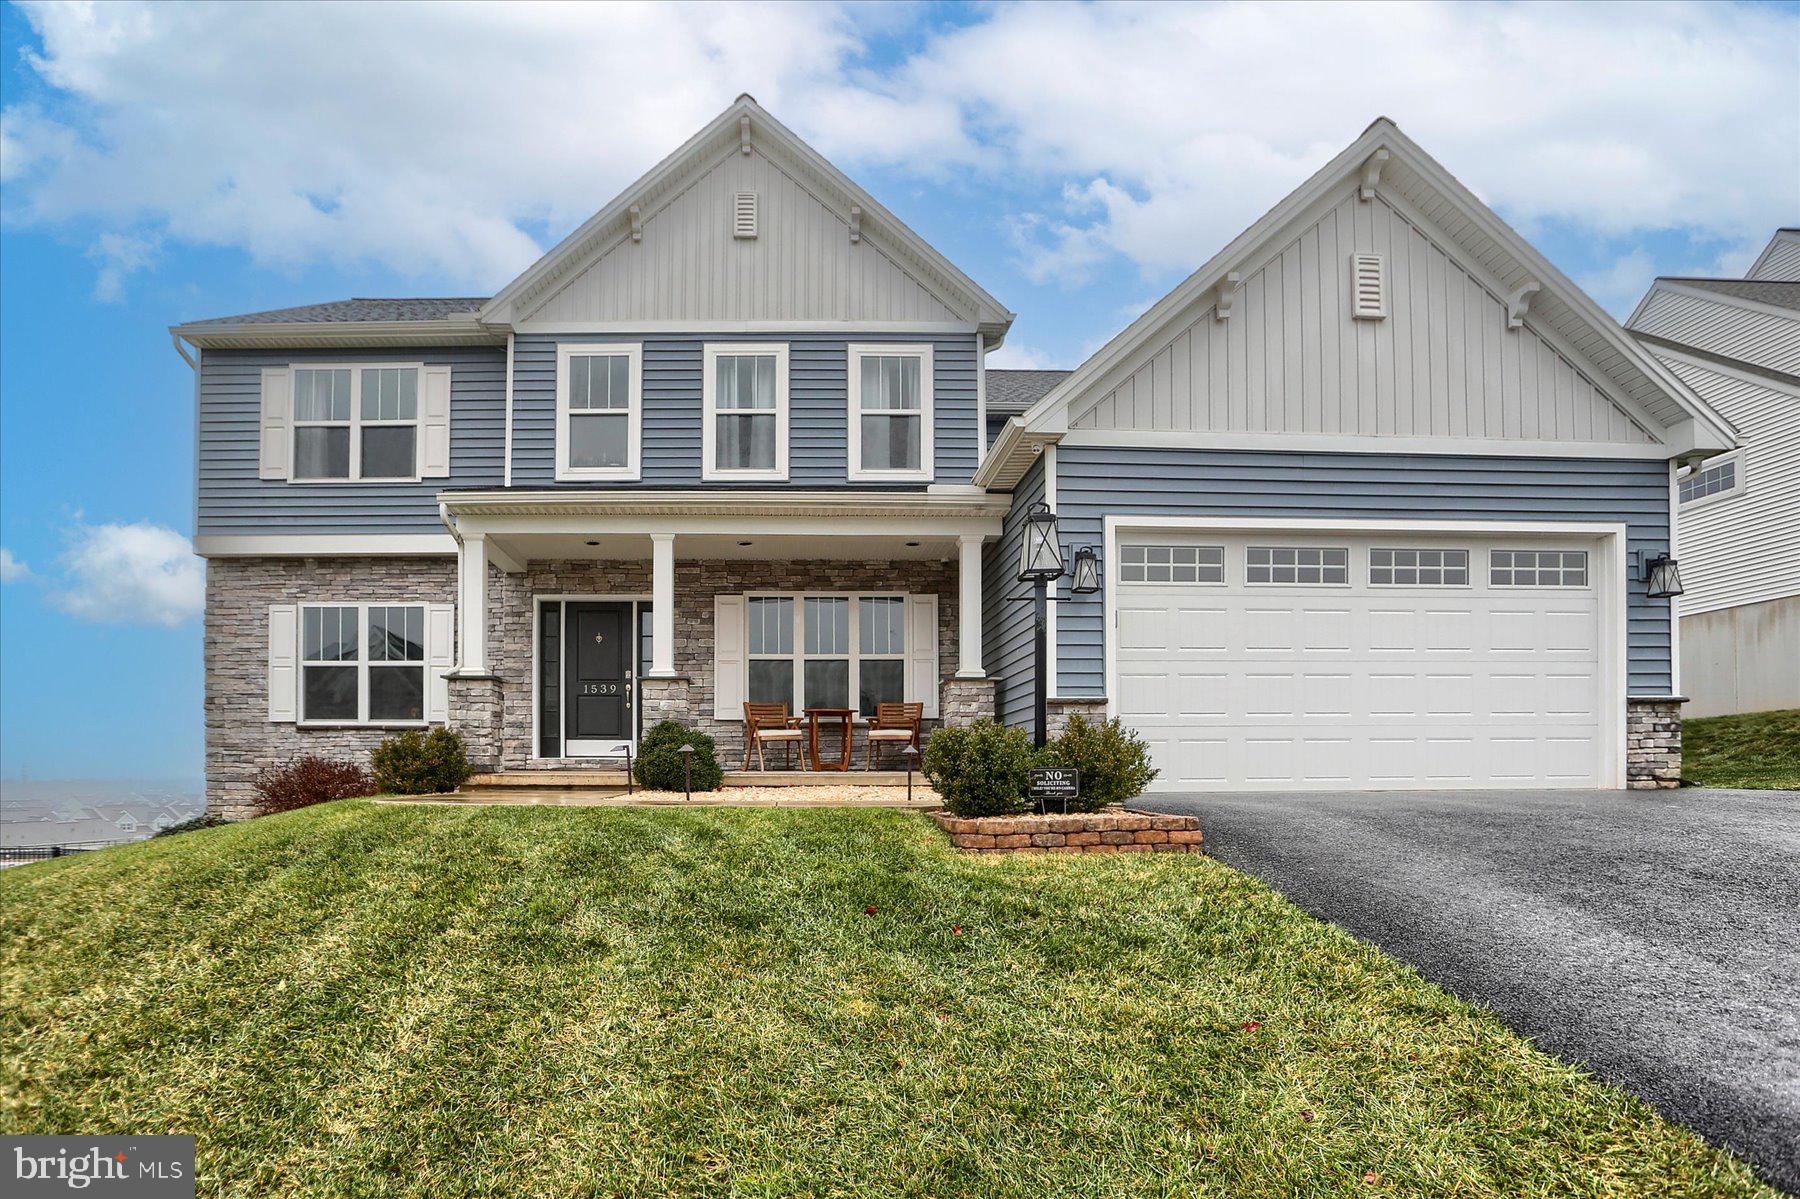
171 333 200 544
502 332 515 487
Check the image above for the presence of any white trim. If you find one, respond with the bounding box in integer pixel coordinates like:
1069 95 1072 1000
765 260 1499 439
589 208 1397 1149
295 601 433 729
974 334 988 468
172 318 495 351
1675 448 1746 511
554 341 643 482
1651 279 1800 325
514 320 980 335
847 342 935 483
1043 442 1058 699
532 594 652 760
1098 514 1630 789
1668 460 1681 697
1056 428 1676 460
1642 342 1800 400
457 535 489 674
287 361 427 484
502 332 515 488
702 342 790 482
650 533 676 677
195 534 458 558
957 534 984 678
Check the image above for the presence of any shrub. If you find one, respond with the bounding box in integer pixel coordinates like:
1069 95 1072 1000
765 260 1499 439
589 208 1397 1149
370 727 474 795
1044 714 1159 811
253 755 373 815
634 720 724 792
154 814 228 838
922 719 1042 818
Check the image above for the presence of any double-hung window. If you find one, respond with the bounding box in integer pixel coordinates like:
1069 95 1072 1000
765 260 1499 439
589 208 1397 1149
292 366 420 481
556 343 642 480
300 604 426 724
848 344 933 481
704 344 788 480
743 594 907 716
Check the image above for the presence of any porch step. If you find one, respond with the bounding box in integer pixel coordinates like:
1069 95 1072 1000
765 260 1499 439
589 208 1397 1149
460 768 922 793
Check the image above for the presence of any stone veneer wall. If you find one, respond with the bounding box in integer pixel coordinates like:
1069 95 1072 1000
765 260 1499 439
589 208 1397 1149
204 556 458 819
1626 697 1684 789
1045 697 1108 739
486 559 973 768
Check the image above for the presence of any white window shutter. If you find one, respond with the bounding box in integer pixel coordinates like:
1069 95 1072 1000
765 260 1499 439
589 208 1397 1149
259 367 292 480
420 365 453 478
714 594 746 719
268 604 298 721
426 603 455 723
905 594 940 718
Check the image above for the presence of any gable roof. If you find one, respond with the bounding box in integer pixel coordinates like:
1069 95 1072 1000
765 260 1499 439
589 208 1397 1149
479 95 1014 338
1748 228 1800 282
1664 278 1800 312
172 297 497 349
984 117 1735 488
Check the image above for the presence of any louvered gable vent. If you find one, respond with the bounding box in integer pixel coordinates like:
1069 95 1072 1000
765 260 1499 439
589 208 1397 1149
1350 253 1386 319
732 191 758 239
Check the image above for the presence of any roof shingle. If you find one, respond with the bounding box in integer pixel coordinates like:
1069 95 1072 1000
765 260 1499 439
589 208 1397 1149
987 369 1071 413
180 297 488 328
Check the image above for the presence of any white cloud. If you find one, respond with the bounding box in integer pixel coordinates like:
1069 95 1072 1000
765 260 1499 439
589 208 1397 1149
85 232 160 301
49 523 203 627
1 1 1792 298
985 342 1064 370
0 548 33 583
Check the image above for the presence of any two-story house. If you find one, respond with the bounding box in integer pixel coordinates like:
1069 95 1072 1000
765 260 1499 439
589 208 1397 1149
175 98 1733 815
1626 231 1799 717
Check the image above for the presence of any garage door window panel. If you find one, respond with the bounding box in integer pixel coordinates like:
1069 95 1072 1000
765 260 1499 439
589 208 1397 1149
1120 544 1224 584
1246 546 1349 586
1370 548 1470 587
1490 550 1588 588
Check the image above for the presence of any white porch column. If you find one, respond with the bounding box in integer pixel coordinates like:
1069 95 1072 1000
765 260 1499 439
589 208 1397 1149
457 532 489 674
650 532 676 677
957 534 984 678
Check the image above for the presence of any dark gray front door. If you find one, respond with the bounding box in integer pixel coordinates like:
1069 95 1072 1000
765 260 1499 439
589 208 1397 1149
564 602 631 752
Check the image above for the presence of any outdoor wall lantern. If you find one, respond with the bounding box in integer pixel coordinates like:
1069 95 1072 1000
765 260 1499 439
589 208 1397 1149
1070 546 1102 595
1641 552 1685 600
1017 502 1065 583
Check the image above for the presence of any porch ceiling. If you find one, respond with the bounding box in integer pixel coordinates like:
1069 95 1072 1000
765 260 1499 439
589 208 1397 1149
491 532 972 563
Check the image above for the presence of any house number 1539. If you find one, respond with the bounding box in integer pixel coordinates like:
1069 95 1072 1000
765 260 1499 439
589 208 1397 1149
580 683 620 696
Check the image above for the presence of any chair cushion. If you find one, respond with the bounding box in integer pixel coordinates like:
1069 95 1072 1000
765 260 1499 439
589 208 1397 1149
757 729 804 740
867 729 915 740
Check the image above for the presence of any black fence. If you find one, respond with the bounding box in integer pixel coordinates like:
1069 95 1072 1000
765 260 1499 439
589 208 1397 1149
0 844 103 863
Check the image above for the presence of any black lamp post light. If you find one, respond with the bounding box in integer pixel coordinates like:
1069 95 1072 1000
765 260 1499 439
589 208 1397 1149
1014 504 1102 748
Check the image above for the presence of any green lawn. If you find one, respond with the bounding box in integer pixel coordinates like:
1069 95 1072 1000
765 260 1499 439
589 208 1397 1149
1683 708 1800 789
0 802 1776 1198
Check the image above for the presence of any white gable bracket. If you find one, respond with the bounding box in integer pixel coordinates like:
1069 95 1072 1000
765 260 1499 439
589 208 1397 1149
1358 149 1390 201
1507 280 1541 330
1214 271 1242 322
629 205 642 243
849 205 863 244
740 114 752 155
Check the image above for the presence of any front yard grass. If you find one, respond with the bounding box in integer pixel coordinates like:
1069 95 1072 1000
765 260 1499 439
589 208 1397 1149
0 801 1778 1198
1683 708 1800 789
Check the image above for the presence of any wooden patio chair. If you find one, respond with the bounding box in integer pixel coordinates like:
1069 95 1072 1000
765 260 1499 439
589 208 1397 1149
864 702 924 770
742 702 805 770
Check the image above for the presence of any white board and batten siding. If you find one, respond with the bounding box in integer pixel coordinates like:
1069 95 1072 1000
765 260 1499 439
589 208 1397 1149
525 148 967 327
1657 352 1800 615
1069 191 1657 448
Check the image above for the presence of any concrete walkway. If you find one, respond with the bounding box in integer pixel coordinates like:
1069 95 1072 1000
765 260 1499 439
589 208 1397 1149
1134 788 1800 1192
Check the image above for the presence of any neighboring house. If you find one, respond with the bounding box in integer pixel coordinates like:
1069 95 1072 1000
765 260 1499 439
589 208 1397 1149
174 99 1733 813
1626 231 1800 718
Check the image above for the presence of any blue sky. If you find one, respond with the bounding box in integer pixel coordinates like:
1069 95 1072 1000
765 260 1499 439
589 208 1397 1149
1 0 1795 782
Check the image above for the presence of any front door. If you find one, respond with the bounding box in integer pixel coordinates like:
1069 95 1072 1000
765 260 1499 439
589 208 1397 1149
564 602 633 755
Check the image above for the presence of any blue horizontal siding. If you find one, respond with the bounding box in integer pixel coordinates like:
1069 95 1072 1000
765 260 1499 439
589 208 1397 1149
510 332 978 486
982 456 1045 729
1053 447 1674 696
196 346 505 536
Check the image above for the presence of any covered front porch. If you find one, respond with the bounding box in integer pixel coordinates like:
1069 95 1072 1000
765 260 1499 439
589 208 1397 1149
438 490 1011 772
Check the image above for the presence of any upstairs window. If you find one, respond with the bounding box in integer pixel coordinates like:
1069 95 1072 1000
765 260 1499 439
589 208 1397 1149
704 344 789 481
848 344 934 481
1678 451 1743 507
291 365 419 481
556 343 642 481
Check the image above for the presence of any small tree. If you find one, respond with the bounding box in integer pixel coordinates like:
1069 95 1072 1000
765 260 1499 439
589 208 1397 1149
922 720 1041 818
634 720 724 792
253 756 373 815
371 727 473 795
1044 714 1159 811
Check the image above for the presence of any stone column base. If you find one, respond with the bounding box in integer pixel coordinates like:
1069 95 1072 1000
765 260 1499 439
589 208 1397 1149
447 674 504 771
940 678 997 727
1046 697 1109 739
1626 696 1685 789
640 676 694 728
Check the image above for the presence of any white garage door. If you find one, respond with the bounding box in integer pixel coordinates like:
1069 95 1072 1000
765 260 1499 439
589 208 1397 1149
1112 531 1610 791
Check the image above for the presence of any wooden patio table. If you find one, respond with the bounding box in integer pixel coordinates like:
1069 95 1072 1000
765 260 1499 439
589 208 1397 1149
804 708 856 771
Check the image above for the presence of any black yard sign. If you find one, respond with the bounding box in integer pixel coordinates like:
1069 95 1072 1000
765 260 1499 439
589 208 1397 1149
1028 767 1079 813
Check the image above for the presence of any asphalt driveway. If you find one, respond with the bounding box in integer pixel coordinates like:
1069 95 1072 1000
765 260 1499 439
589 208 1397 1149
1133 788 1800 1192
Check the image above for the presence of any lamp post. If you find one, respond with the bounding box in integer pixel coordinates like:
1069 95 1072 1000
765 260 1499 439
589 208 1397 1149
1017 503 1066 748
678 743 694 802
